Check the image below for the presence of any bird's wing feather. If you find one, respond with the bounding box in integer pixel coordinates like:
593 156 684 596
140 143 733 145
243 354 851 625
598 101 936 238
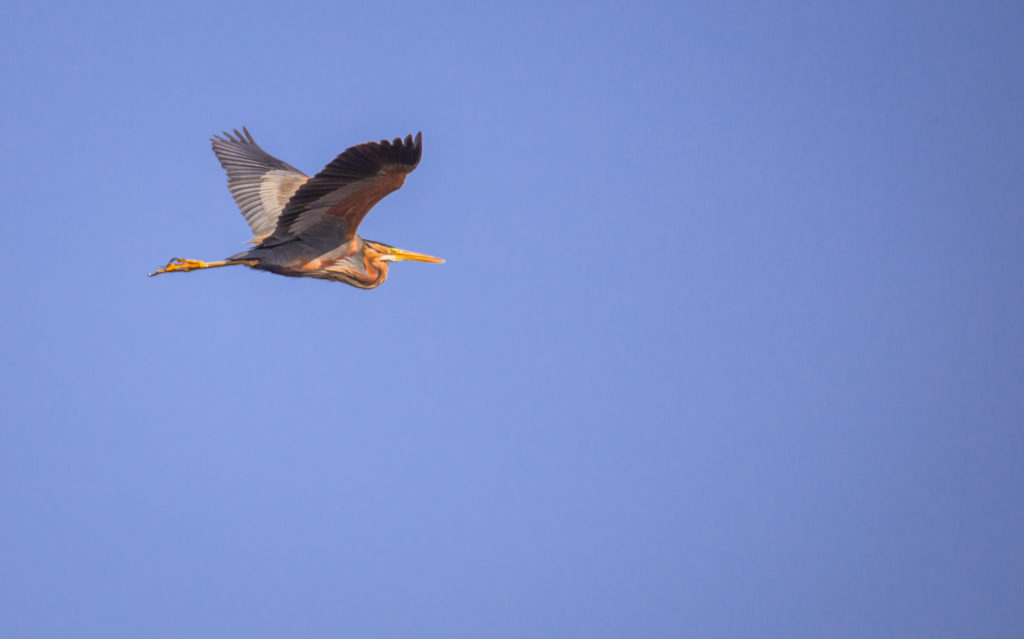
262 132 422 249
210 128 310 238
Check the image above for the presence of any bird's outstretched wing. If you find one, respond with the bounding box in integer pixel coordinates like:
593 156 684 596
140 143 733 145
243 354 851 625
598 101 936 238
261 132 422 249
211 128 310 239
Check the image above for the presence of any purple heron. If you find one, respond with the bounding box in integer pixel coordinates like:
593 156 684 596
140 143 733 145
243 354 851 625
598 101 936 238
149 128 443 288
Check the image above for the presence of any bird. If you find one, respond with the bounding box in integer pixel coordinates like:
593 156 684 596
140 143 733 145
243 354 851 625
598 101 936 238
149 128 443 288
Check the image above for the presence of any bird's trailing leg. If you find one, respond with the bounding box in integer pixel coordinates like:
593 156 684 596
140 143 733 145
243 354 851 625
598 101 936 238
148 257 258 277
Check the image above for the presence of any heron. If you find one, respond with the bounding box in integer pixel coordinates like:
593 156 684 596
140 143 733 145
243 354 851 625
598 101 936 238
149 128 443 288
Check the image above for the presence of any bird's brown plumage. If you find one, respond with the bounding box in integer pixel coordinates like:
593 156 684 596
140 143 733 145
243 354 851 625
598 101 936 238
261 132 423 251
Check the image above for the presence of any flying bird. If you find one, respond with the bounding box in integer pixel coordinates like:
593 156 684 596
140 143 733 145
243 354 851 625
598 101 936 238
149 128 443 288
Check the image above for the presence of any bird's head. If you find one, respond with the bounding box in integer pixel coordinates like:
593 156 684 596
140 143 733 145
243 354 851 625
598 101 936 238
365 240 445 265
360 240 444 286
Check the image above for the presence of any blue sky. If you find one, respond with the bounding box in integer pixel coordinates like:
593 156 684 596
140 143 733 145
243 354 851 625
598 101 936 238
2 1 1022 637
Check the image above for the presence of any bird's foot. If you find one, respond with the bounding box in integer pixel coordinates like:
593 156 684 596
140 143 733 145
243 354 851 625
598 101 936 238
148 257 208 276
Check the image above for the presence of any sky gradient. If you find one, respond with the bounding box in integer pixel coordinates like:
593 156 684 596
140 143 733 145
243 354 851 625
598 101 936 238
1 1 1022 637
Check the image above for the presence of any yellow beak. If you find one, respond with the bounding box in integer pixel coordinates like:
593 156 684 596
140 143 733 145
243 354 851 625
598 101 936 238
387 247 445 263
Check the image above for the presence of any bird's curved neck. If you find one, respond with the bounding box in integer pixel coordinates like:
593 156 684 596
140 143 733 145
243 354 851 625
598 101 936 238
342 238 387 288
358 251 388 288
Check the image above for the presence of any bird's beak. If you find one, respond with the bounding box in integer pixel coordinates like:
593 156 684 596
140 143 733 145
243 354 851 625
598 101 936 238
386 247 445 263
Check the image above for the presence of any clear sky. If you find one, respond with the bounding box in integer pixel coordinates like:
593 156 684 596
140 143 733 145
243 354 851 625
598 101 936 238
1 1 1022 637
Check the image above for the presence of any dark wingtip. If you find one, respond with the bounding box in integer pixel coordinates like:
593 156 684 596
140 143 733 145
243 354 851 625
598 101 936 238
210 127 255 145
212 130 233 144
409 131 422 166
377 131 422 166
